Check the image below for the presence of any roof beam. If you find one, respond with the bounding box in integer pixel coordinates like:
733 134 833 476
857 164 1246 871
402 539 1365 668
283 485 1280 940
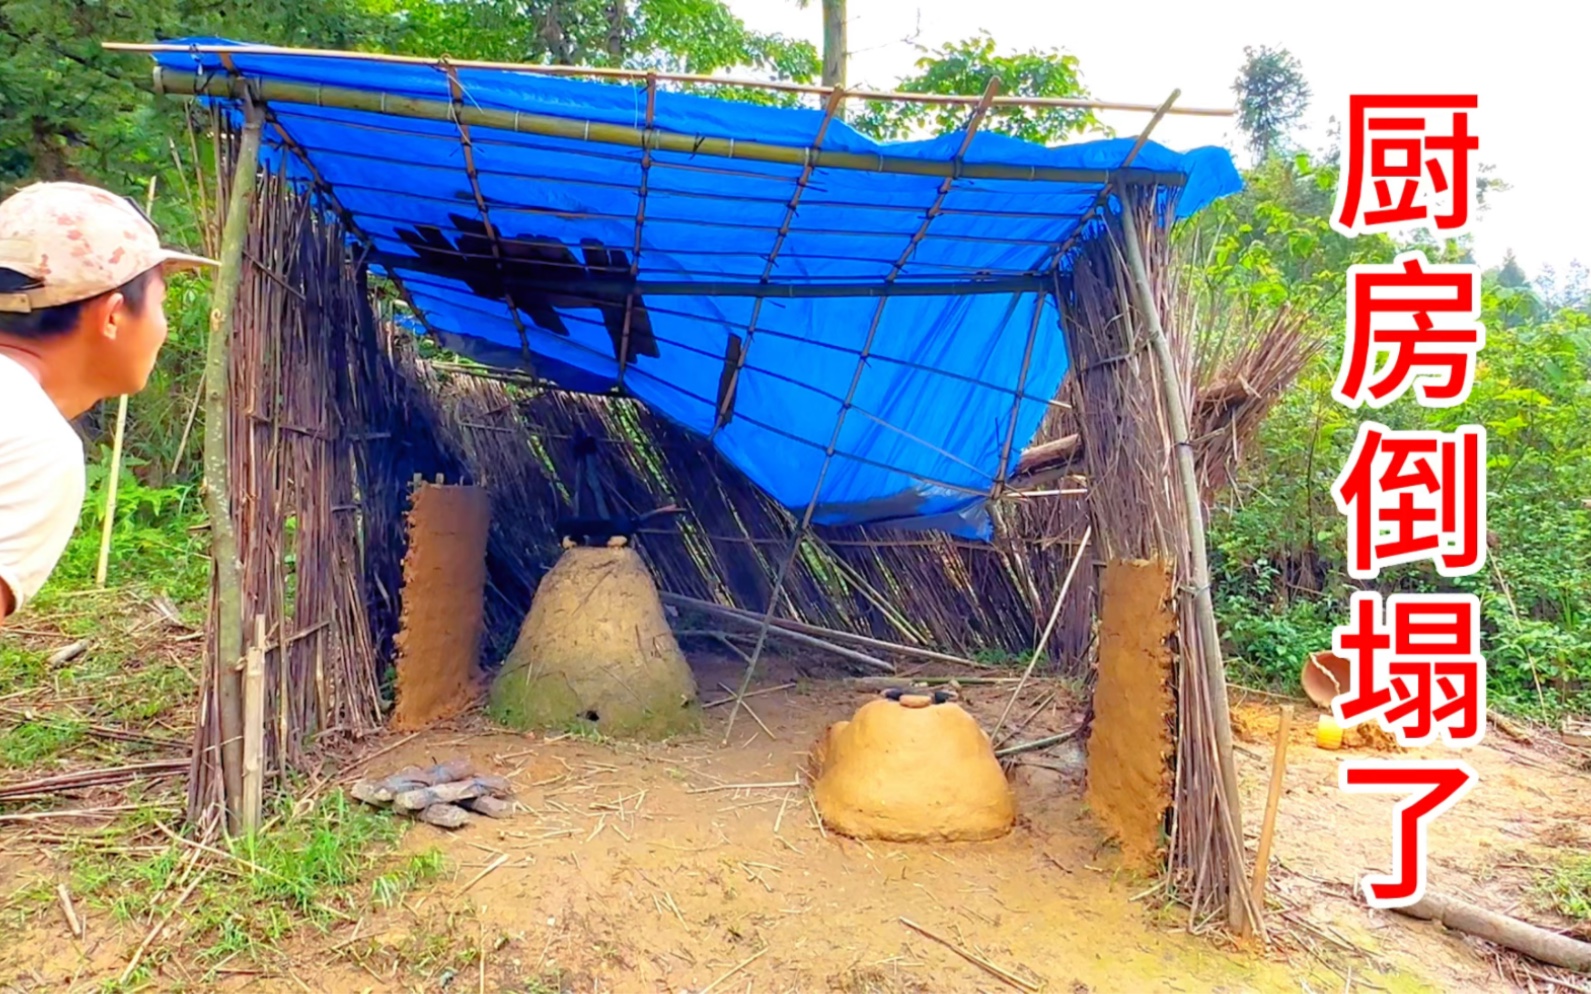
152 69 1193 187
363 263 1051 299
114 42 1235 117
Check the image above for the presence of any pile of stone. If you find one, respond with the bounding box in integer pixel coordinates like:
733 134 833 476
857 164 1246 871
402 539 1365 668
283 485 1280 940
350 758 514 829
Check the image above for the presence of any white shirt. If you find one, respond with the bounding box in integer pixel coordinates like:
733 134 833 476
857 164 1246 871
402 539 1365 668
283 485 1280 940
0 354 85 612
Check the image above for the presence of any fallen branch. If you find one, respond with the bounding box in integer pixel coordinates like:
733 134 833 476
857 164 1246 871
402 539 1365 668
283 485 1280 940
994 727 1082 759
1488 710 1533 744
1392 892 1591 973
0 759 187 802
57 883 83 940
665 591 993 671
899 917 1040 992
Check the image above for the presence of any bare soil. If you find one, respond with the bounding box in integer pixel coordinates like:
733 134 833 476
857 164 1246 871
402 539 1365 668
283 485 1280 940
3 651 1587 993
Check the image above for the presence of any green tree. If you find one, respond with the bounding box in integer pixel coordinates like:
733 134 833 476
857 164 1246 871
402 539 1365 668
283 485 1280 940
851 31 1099 144
1232 44 1310 163
364 0 817 78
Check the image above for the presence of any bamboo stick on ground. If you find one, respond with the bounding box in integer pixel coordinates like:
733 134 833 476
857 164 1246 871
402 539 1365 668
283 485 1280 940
1247 704 1292 925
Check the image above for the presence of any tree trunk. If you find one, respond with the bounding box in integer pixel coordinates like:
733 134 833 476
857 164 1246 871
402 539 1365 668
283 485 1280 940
821 0 846 89
606 0 625 64
205 102 263 834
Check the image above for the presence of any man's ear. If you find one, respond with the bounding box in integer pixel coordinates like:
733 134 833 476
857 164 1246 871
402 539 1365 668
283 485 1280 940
89 291 126 342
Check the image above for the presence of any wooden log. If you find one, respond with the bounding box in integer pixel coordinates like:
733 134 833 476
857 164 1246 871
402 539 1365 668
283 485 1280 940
1393 892 1591 973
240 614 266 835
1015 433 1082 476
1247 704 1293 923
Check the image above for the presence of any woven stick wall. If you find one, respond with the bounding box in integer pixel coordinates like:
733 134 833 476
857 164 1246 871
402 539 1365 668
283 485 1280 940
189 139 436 828
1057 192 1253 932
400 362 1096 671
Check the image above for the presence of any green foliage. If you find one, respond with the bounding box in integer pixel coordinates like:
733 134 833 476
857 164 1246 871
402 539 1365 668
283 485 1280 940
852 31 1099 144
1231 45 1310 163
1198 147 1591 718
365 0 816 78
73 792 445 965
1540 852 1591 924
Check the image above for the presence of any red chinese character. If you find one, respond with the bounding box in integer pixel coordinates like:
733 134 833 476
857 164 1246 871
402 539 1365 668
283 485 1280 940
1336 253 1485 409
1330 592 1487 749
1339 760 1476 907
1332 422 1486 579
1333 95 1479 238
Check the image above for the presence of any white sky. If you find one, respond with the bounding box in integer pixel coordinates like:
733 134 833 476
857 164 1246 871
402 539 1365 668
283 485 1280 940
726 0 1588 279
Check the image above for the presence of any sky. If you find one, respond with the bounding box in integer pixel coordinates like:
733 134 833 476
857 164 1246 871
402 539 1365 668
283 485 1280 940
724 0 1587 281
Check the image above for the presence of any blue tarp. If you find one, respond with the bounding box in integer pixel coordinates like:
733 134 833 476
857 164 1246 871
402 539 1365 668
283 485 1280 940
151 39 1241 538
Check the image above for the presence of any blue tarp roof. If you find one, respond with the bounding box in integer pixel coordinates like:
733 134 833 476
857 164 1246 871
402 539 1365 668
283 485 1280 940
150 40 1241 538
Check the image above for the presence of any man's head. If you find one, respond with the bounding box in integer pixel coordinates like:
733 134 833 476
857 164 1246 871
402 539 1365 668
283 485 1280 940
0 182 215 404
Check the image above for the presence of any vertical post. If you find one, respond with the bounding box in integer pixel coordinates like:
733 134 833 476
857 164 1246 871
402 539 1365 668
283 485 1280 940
94 395 129 587
95 176 159 588
1116 188 1249 933
821 0 847 90
206 98 264 834
241 614 267 836
1249 703 1293 919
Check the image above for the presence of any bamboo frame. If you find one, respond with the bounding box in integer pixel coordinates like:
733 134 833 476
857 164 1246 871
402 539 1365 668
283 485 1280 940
991 90 1180 492
722 79 1003 741
713 86 846 435
615 75 657 391
1117 186 1247 933
204 96 264 834
443 61 537 365
368 266 1052 299
151 70 1194 187
110 41 1235 117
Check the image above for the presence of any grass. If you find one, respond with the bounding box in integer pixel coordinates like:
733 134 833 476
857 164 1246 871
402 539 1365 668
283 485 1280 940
1540 853 1591 925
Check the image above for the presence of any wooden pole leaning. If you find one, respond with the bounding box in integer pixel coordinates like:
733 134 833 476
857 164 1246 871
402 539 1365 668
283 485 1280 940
1116 187 1250 934
205 95 265 835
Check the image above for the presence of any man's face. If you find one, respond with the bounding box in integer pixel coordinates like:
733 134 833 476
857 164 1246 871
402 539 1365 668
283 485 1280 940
99 270 170 395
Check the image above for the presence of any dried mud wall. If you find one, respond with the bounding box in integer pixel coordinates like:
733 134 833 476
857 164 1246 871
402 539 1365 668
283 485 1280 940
1084 558 1177 870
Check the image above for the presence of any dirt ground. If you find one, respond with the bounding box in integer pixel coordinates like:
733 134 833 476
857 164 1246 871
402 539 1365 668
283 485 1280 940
3 650 1587 993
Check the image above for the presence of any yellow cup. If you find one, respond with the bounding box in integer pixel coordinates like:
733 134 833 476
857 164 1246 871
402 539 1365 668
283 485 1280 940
1316 714 1343 750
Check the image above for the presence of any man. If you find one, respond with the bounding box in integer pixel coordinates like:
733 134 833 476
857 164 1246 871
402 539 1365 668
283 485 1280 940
0 181 215 623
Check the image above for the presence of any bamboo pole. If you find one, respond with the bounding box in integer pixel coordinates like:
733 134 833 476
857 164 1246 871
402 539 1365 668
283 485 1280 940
94 395 129 588
1247 704 1292 921
241 614 266 835
206 97 265 834
721 79 1003 744
110 41 1236 116
1117 187 1248 933
95 176 159 587
990 525 1091 743
150 70 1194 188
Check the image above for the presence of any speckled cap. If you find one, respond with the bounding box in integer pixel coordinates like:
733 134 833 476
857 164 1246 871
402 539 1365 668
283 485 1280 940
0 181 215 313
